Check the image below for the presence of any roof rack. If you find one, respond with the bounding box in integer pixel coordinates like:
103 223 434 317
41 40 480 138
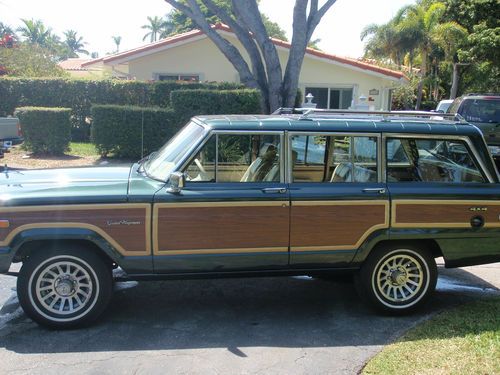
272 107 465 122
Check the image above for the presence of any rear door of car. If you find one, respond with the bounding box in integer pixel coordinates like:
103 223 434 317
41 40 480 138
152 130 290 273
287 131 390 268
385 133 500 266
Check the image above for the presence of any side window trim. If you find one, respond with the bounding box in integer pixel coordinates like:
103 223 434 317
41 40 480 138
287 131 382 184
182 130 286 184
382 133 494 184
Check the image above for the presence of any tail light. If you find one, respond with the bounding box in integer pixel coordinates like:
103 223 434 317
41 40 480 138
17 121 22 137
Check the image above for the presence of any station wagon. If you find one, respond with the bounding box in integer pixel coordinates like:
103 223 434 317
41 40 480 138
0 110 499 328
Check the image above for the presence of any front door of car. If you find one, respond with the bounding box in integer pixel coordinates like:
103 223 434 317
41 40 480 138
287 132 390 268
152 131 290 273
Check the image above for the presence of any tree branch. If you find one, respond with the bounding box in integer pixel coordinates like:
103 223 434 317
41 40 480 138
164 0 259 89
232 0 283 110
201 0 269 100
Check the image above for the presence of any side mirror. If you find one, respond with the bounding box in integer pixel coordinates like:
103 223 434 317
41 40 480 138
167 171 185 194
435 109 444 113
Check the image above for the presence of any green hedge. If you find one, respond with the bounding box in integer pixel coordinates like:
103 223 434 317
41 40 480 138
0 78 246 140
170 89 262 119
15 107 71 155
91 105 179 158
91 89 262 159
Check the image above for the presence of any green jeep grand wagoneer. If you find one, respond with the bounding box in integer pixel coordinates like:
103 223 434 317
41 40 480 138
0 110 499 328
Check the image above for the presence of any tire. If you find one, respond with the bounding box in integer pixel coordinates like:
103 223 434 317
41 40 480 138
355 244 437 314
17 245 113 329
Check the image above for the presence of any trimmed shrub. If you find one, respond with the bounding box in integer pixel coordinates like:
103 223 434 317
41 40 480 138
91 105 179 159
0 78 247 141
170 89 262 120
14 107 71 155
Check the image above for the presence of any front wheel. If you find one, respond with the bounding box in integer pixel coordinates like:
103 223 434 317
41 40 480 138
355 245 437 314
17 246 113 329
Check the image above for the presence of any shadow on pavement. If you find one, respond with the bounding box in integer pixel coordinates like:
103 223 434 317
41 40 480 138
1 265 498 355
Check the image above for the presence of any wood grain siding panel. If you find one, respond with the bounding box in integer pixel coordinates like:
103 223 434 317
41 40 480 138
155 203 289 254
393 200 500 228
0 204 151 255
291 201 389 251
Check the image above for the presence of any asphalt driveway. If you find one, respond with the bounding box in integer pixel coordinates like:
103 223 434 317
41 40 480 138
0 262 498 375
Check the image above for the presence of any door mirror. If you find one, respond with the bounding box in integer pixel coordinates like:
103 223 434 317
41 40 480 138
167 171 185 194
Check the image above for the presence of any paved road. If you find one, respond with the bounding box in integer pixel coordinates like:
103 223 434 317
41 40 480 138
0 262 498 375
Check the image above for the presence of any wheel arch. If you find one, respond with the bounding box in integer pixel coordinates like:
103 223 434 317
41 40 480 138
353 238 444 265
10 228 122 268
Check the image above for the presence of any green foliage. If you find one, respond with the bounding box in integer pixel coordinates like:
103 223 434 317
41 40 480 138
0 44 67 78
391 80 417 110
170 89 262 120
91 89 261 159
14 106 71 155
91 105 178 158
165 0 287 40
0 78 246 140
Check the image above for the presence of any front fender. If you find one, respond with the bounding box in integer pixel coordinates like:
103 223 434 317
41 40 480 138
0 227 152 274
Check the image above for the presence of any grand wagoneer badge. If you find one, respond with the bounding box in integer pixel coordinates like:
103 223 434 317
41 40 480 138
106 220 141 226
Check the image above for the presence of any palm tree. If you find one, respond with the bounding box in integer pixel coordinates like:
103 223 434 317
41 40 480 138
112 36 122 53
159 13 176 39
142 16 166 43
361 22 403 66
432 22 468 99
395 2 448 109
17 19 52 47
63 30 89 57
0 22 15 38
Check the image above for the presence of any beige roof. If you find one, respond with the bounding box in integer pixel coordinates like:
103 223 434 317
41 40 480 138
58 58 91 71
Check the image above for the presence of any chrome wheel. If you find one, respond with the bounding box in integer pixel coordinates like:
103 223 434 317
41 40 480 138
35 260 93 315
27 255 100 322
374 253 424 302
370 248 431 309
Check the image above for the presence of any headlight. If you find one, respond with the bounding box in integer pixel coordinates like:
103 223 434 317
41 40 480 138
488 145 500 156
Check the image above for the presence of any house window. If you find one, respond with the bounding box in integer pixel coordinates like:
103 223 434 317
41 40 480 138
157 74 199 82
304 87 354 109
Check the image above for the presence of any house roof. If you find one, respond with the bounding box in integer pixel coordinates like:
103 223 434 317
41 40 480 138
82 24 407 81
58 58 91 71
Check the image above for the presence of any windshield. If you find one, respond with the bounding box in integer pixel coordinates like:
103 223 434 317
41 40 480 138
458 99 500 123
143 121 207 181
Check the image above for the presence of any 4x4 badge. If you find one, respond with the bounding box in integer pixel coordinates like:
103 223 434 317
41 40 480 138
469 207 488 212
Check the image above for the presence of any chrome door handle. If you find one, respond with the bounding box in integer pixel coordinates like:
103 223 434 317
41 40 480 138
262 187 287 194
362 188 386 194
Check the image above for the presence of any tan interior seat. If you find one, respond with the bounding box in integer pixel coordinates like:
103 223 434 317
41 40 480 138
330 162 377 183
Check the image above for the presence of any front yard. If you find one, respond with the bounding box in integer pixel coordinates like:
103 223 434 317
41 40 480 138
3 143 123 169
363 297 500 374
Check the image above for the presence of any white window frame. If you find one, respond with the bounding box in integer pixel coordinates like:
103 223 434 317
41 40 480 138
301 84 357 109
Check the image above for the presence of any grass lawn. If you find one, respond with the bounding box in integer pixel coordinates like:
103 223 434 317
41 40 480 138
68 142 99 157
363 297 500 375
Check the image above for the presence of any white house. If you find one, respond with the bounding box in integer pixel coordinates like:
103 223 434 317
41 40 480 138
76 24 407 110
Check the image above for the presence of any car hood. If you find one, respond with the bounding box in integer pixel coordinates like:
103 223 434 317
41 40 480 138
0 165 133 205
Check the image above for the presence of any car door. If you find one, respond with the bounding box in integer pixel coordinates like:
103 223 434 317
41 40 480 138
385 134 500 267
288 132 390 268
152 131 290 273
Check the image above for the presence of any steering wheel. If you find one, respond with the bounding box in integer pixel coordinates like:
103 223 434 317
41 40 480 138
194 158 206 174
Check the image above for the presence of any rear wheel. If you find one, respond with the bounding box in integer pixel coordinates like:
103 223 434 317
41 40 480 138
355 244 437 314
17 245 113 329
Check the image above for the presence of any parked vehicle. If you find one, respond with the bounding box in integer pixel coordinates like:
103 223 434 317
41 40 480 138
0 110 499 328
435 99 453 113
446 94 500 170
0 117 23 152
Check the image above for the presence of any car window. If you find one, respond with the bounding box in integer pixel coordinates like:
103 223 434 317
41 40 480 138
291 134 378 183
386 138 485 183
458 99 500 123
184 133 281 183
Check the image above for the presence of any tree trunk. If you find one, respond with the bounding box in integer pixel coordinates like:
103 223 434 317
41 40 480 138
415 51 427 110
450 62 459 100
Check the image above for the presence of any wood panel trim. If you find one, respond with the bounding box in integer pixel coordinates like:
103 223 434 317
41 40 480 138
291 200 390 252
392 200 500 228
153 201 289 256
0 204 151 256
